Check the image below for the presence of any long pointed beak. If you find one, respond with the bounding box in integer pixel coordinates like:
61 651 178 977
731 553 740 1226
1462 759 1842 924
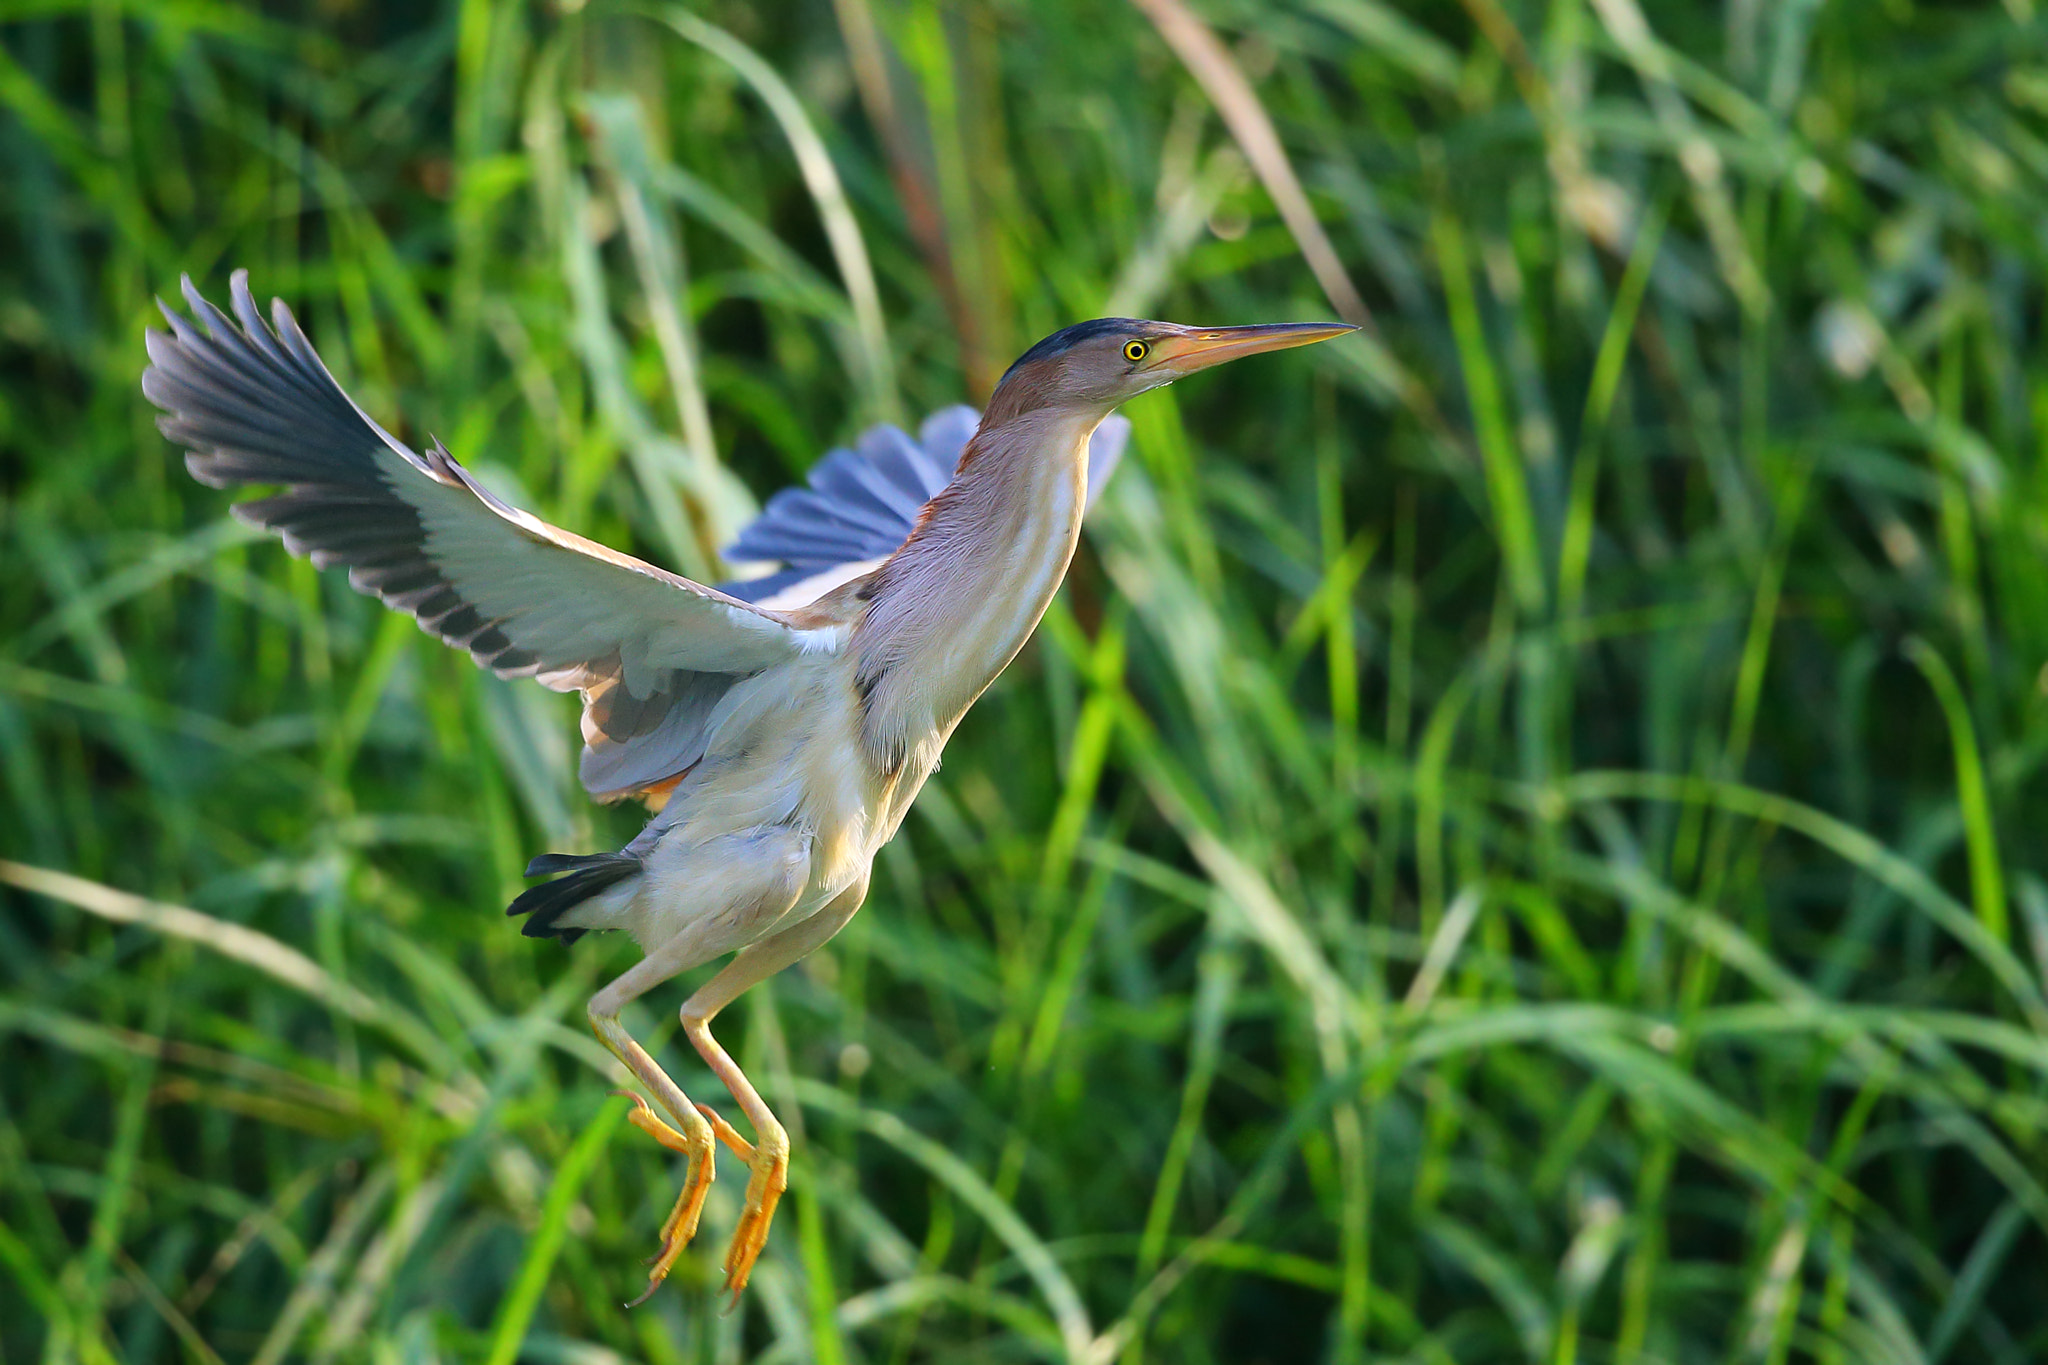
1150 321 1359 375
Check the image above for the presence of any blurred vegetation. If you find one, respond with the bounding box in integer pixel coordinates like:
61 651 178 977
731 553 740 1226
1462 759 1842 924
5 0 2048 1360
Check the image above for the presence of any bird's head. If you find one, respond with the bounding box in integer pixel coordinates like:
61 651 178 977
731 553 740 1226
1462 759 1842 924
987 317 1358 420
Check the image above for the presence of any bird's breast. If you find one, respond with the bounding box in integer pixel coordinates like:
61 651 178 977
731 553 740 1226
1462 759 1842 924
850 421 1093 761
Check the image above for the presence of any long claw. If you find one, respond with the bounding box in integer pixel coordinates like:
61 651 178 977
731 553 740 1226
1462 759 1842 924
717 1132 788 1309
613 1089 718 1307
629 1215 698 1308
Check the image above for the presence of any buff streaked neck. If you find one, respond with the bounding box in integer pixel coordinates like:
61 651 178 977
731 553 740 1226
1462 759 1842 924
850 399 1107 758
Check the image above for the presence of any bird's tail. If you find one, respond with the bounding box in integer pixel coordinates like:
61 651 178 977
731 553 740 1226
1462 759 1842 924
506 851 641 944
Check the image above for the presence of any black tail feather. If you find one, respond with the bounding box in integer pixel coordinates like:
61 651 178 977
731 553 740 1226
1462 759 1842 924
507 851 641 944
525 851 607 877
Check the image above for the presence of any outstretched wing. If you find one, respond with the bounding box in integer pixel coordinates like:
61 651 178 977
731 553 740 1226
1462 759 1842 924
144 271 826 803
719 405 1129 610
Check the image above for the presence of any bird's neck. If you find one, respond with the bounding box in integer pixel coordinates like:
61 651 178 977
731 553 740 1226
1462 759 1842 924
853 405 1101 759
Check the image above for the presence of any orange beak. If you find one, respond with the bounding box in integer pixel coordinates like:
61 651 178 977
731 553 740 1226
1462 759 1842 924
1148 321 1359 375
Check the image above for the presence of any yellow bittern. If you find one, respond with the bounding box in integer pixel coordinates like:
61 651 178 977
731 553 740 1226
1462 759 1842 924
141 272 1353 1305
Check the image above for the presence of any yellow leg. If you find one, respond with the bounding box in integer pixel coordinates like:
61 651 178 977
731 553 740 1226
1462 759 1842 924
677 880 867 1307
682 1010 787 1306
589 974 720 1308
614 1092 713 1270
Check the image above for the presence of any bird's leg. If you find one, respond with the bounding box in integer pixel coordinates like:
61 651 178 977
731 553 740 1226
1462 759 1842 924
679 882 867 1305
680 1002 785 1305
588 956 722 1307
612 1092 712 1254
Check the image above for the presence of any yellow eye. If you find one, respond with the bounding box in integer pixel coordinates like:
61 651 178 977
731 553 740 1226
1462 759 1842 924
1123 339 1150 363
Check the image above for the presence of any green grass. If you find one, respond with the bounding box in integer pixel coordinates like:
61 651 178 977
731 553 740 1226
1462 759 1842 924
4 0 2048 1360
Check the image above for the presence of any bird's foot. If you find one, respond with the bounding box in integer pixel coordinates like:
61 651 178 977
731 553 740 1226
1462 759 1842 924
696 1102 786 1310
614 1090 716 1308
695 1100 756 1160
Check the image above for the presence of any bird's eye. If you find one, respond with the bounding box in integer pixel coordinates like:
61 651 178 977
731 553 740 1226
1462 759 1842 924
1123 339 1150 363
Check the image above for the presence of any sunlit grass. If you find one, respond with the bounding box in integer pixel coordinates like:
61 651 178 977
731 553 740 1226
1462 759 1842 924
4 1 2047 1362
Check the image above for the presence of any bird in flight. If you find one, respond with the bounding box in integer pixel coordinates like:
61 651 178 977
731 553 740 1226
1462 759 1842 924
142 272 1354 1306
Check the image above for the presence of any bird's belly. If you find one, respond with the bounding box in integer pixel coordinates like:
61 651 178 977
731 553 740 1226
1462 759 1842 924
633 672 899 946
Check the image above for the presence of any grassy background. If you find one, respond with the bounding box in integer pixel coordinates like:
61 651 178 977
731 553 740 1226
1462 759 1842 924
4 0 2048 1360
